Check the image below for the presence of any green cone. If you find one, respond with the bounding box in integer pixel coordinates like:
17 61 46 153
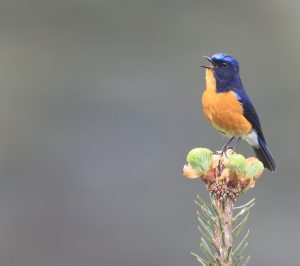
246 160 264 179
186 148 213 174
226 154 246 174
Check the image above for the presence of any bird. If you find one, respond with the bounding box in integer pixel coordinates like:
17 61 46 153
201 53 276 171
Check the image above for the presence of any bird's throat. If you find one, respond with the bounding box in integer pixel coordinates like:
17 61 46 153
205 69 217 92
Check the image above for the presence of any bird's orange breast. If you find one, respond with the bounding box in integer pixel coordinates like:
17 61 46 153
202 69 252 136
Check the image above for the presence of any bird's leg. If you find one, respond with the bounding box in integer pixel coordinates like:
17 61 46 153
233 137 241 152
217 137 235 174
220 136 235 157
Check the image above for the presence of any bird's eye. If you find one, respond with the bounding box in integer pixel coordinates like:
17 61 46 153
221 62 228 68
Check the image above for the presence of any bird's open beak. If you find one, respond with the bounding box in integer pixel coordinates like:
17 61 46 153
201 56 216 69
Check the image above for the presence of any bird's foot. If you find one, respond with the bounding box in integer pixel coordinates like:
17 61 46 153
216 146 233 158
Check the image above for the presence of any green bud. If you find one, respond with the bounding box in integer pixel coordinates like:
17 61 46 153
226 154 246 174
246 160 264 179
186 148 213 174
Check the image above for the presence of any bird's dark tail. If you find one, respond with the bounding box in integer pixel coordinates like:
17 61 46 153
252 135 276 171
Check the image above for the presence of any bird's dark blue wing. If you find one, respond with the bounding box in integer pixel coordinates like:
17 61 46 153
233 89 265 141
234 89 276 170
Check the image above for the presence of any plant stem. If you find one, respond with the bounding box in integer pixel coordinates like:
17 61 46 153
213 197 234 266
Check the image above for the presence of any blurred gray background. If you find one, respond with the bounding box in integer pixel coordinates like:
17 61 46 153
0 0 298 265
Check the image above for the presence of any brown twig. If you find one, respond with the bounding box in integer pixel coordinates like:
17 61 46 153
184 147 264 265
213 198 234 265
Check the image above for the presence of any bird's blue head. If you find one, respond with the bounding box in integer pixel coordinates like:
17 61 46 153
202 53 242 91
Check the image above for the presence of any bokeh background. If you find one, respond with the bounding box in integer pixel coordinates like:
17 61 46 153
0 1 298 265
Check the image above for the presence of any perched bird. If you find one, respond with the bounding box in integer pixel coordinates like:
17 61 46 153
201 53 276 171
